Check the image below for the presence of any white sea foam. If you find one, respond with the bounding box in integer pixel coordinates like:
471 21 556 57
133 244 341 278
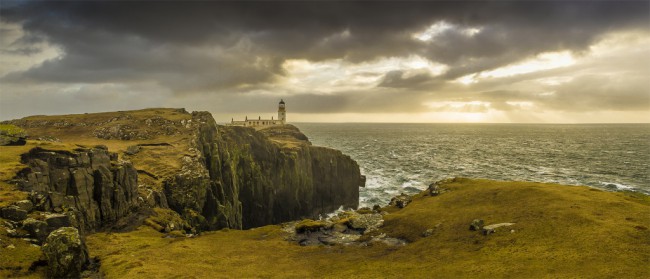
600 181 635 191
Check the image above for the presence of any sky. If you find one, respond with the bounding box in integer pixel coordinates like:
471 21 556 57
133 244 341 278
0 1 649 123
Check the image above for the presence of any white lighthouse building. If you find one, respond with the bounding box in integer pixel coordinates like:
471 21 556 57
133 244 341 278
229 99 287 127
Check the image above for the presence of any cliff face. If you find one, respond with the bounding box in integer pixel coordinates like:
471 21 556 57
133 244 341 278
4 109 362 232
15 146 139 231
167 112 361 229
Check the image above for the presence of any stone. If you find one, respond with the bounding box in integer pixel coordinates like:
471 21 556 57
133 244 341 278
469 219 484 231
482 223 516 235
428 183 440 196
422 228 434 237
14 200 34 212
332 223 348 233
125 145 141 155
348 213 384 233
42 227 89 278
22 218 49 244
12 230 30 238
1 206 28 221
389 194 412 209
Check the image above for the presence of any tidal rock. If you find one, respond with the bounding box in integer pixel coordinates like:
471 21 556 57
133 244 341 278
482 223 516 235
469 219 484 231
1 205 28 221
42 227 89 278
22 218 49 244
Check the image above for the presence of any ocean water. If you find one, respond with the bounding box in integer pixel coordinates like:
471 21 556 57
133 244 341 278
294 123 650 208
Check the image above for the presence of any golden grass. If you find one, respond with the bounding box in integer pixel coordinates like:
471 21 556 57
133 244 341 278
86 178 650 278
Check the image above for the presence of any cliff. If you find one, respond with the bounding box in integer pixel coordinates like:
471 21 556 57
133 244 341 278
163 111 361 229
1 108 361 233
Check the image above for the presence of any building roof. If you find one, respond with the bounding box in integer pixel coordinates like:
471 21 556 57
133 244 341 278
279 99 285 104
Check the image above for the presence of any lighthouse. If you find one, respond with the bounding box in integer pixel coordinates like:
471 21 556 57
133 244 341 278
228 100 286 127
278 99 286 123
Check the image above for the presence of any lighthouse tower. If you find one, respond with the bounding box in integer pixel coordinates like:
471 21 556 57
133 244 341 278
278 99 286 123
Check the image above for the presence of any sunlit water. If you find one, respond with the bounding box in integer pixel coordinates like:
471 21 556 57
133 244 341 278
294 123 650 208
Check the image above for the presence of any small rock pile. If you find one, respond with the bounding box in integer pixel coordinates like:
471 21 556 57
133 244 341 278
287 210 405 247
1 199 80 246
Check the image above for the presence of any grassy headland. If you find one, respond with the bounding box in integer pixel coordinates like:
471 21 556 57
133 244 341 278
85 178 650 278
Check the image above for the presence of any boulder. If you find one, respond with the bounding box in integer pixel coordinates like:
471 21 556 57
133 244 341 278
469 219 484 231
14 200 34 212
389 193 412 209
1 206 28 221
22 218 49 244
348 213 384 233
125 145 141 155
428 183 440 196
42 227 89 278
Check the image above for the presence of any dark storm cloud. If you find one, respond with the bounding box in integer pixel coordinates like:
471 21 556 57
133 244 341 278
0 0 648 116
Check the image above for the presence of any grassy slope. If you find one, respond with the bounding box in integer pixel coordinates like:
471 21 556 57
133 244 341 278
86 178 650 278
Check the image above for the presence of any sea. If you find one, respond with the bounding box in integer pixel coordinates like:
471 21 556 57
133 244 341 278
294 123 650 208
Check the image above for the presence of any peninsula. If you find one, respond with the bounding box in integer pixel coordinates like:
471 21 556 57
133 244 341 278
0 109 648 278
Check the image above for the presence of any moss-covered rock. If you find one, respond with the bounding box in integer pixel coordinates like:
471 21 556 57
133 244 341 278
0 124 27 146
42 227 89 278
295 219 329 233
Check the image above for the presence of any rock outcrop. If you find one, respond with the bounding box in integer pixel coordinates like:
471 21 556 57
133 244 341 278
15 146 139 231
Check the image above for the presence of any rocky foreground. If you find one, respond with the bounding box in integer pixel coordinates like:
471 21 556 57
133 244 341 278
0 108 363 277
